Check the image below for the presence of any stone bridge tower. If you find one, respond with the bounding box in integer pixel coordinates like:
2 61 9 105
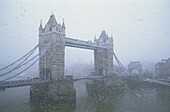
94 31 114 76
128 61 142 74
39 14 66 80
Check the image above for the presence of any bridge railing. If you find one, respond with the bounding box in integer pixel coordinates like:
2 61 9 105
144 78 170 87
0 75 106 89
0 78 48 89
73 75 105 81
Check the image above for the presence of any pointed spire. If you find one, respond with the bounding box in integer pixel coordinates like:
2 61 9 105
94 34 96 41
62 18 66 29
47 13 57 25
50 11 54 16
39 20 43 29
59 23 61 27
111 33 113 37
99 30 108 40
39 20 43 34
111 33 113 40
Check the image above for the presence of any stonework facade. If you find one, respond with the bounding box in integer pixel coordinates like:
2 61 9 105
128 61 142 74
94 31 114 76
30 76 76 103
155 58 170 79
39 15 114 79
36 14 119 103
39 14 66 80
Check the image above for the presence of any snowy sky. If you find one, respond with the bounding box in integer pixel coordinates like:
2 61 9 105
0 0 170 68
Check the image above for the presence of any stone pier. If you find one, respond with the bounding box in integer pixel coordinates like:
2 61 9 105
30 76 76 103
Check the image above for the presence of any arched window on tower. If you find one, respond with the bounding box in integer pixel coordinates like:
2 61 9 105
49 27 52 32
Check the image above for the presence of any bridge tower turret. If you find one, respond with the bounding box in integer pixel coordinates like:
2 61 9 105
61 19 66 34
94 30 114 76
39 20 43 34
39 14 65 80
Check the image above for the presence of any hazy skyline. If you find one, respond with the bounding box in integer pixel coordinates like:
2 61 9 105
0 0 170 69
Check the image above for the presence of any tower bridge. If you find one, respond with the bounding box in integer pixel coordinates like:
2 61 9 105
0 14 169 102
39 14 114 80
0 14 115 86
0 14 119 102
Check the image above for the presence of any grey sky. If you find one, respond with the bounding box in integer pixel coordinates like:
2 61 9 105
0 0 170 67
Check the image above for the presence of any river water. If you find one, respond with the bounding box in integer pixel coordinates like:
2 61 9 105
0 80 170 112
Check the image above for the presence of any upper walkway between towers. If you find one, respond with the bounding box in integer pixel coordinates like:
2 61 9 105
65 37 107 50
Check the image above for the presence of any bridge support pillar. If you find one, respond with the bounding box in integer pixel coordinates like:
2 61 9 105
39 14 65 80
94 31 113 76
30 76 76 103
86 75 124 96
34 15 76 103
94 48 107 76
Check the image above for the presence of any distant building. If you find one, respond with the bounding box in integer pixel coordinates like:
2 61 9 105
155 58 170 79
128 61 142 75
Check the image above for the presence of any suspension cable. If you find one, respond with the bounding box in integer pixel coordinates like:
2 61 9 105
116 57 129 73
0 44 39 71
113 52 126 71
113 52 129 74
0 47 38 77
17 45 37 67
1 43 52 82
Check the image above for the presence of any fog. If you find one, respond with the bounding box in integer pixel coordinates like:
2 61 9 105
0 0 170 69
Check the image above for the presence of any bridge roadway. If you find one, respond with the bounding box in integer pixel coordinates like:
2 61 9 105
0 78 48 89
1 76 170 89
65 37 107 50
144 78 170 87
0 76 105 89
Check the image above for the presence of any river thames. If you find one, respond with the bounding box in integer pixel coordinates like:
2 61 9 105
0 80 170 112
